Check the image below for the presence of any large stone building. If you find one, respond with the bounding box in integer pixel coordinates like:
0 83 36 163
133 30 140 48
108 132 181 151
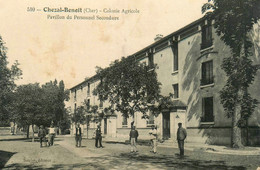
68 15 260 145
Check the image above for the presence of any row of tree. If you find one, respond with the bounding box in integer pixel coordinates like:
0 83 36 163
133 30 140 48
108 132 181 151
9 80 70 141
0 36 70 141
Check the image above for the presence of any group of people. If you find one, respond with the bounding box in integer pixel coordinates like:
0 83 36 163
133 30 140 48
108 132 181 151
74 124 103 148
129 122 187 156
39 122 187 156
38 124 56 148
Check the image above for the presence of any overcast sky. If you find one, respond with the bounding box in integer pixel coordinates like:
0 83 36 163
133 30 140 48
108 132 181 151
0 0 206 89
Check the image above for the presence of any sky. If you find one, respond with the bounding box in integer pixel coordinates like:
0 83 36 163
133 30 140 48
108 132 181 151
0 0 206 89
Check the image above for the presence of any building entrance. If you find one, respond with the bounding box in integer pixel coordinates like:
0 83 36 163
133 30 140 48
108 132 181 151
104 118 107 135
163 112 170 139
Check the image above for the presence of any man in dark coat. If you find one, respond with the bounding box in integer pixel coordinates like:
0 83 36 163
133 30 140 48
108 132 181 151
177 122 187 156
129 126 139 153
95 125 103 148
75 124 82 147
38 125 46 148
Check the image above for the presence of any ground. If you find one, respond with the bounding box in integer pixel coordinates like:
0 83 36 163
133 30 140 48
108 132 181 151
0 135 259 170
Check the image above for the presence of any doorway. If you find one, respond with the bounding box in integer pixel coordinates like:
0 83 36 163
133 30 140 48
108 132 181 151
163 112 170 139
104 118 107 135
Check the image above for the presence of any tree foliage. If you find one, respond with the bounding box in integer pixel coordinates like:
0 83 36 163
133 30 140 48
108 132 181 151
15 84 46 127
41 80 69 126
93 56 161 118
0 36 22 125
12 80 69 138
202 0 260 147
71 106 86 124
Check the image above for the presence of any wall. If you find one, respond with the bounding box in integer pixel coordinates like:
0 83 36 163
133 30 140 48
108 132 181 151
67 20 260 146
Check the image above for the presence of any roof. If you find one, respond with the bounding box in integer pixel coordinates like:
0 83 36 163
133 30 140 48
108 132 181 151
70 15 208 91
158 99 187 110
132 16 206 60
70 74 99 90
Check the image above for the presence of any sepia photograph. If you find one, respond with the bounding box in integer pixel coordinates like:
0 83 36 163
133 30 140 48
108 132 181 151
0 0 260 169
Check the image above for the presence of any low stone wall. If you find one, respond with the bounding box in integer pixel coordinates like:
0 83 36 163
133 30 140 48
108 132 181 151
116 127 152 140
186 127 232 145
241 127 260 146
0 127 11 135
82 128 96 139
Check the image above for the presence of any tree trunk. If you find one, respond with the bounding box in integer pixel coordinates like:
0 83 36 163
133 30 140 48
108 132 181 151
86 121 89 139
232 94 243 148
32 124 35 142
14 122 16 135
246 119 249 146
26 125 29 138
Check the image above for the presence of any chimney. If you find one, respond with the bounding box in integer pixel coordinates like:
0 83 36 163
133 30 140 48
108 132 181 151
154 34 163 42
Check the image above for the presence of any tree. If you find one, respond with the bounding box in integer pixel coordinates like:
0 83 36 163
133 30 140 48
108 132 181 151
57 80 70 134
93 56 161 120
0 36 22 126
13 79 69 140
71 106 86 124
14 83 45 141
202 0 260 148
41 80 69 131
84 104 98 139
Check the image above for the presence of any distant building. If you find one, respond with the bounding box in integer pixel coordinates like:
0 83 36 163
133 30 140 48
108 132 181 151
68 15 260 145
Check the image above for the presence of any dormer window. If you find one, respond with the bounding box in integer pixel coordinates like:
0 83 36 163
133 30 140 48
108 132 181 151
87 83 90 96
201 20 213 49
148 53 154 69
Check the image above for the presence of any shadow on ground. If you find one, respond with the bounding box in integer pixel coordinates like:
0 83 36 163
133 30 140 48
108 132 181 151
0 150 16 169
0 138 30 142
4 152 246 170
0 137 64 142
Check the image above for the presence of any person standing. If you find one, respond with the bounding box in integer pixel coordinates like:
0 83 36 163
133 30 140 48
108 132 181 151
48 124 56 146
149 125 158 154
95 125 103 148
38 125 46 148
129 126 139 153
75 124 82 147
177 123 187 156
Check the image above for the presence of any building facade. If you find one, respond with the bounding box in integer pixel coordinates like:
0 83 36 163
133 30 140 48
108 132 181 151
68 15 260 145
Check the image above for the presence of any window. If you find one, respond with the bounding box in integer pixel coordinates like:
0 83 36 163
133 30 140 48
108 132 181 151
201 97 214 122
201 61 214 86
87 99 90 110
74 103 77 114
87 83 90 96
122 116 128 127
148 54 154 68
99 101 103 108
74 89 77 100
99 95 103 108
146 112 155 126
201 21 213 49
173 84 179 99
173 42 178 71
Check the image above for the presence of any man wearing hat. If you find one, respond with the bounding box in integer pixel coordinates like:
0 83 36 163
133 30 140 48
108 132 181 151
177 122 187 156
38 125 46 148
95 124 103 148
75 123 82 147
129 126 139 153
